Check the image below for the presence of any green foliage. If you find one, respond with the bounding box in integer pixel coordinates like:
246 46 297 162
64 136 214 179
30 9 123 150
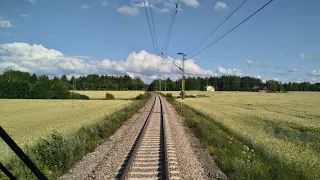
135 92 150 100
29 76 53 99
197 94 209 98
69 74 146 91
105 93 115 100
1 70 32 82
147 76 320 92
0 70 148 99
0 80 30 98
52 79 70 99
0 96 150 180
266 80 278 92
185 94 197 98
165 93 174 101
70 92 90 100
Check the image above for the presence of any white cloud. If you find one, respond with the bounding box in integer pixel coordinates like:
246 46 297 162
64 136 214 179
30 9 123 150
81 4 91 9
246 59 269 68
0 42 214 83
101 0 109 6
278 53 283 57
217 66 242 76
299 53 315 60
289 77 304 83
25 0 36 4
20 14 29 19
131 0 183 13
309 69 320 76
310 77 317 82
215 1 228 10
246 59 260 66
256 75 267 83
288 67 299 72
118 5 140 16
181 0 200 7
273 78 280 82
0 19 12 28
1 32 12 36
299 53 306 59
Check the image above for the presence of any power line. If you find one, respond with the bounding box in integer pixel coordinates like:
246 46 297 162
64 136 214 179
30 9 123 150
163 56 182 71
186 0 248 56
143 0 157 54
162 0 179 56
188 0 274 59
147 0 159 54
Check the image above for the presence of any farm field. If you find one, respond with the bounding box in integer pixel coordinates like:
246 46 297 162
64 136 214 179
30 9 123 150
72 90 145 99
169 91 320 178
0 99 132 162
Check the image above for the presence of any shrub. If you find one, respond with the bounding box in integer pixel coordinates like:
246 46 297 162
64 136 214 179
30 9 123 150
105 93 115 100
197 94 209 98
135 92 149 100
185 94 197 98
165 93 174 101
70 92 89 100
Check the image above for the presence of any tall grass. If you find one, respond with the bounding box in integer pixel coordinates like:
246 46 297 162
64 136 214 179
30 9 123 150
165 96 309 180
0 93 150 180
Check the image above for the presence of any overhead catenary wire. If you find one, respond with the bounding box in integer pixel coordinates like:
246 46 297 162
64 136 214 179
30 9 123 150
143 0 157 54
186 0 249 56
147 0 160 54
164 56 182 71
188 0 275 59
162 0 180 56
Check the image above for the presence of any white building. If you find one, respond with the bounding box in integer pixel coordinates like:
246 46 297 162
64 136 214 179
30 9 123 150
206 85 215 92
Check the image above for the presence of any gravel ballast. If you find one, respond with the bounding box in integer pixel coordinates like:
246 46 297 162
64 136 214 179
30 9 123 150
162 98 228 180
59 97 155 180
60 94 227 179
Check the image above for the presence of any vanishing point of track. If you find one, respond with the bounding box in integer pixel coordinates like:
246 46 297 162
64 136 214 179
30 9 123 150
116 93 180 180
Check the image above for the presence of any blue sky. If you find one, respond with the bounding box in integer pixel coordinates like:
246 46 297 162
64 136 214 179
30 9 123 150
0 0 319 83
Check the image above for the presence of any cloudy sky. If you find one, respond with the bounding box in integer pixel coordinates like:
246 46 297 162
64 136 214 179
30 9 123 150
0 0 319 83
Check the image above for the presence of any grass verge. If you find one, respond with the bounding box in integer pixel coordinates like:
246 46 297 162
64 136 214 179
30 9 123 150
161 93 307 180
0 93 150 180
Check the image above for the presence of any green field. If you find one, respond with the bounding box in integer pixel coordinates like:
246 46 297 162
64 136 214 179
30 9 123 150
169 91 320 179
0 99 132 162
72 90 145 99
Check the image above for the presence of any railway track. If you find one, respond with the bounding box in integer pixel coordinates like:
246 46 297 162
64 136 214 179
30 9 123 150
115 93 180 180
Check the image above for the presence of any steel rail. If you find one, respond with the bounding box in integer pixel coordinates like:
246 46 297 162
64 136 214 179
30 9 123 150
118 93 157 179
157 94 169 180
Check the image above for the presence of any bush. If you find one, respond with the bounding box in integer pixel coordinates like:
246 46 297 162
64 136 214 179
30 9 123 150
165 93 174 101
135 92 149 100
70 92 89 100
105 93 115 100
185 94 197 98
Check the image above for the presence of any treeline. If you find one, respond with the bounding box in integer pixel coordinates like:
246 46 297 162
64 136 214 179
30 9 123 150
0 70 147 99
148 76 320 92
69 74 146 90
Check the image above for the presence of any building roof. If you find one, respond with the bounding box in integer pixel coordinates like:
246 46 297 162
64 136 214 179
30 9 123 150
252 86 268 90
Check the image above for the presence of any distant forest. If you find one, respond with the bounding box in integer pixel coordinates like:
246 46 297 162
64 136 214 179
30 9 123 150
0 70 319 99
0 70 146 99
148 76 320 92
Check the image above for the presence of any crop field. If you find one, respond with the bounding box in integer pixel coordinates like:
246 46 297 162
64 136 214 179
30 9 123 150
72 90 145 99
0 99 132 162
170 91 320 178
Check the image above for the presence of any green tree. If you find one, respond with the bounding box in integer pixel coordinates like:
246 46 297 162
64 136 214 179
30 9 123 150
30 76 53 99
52 79 70 99
30 73 38 84
267 80 278 92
